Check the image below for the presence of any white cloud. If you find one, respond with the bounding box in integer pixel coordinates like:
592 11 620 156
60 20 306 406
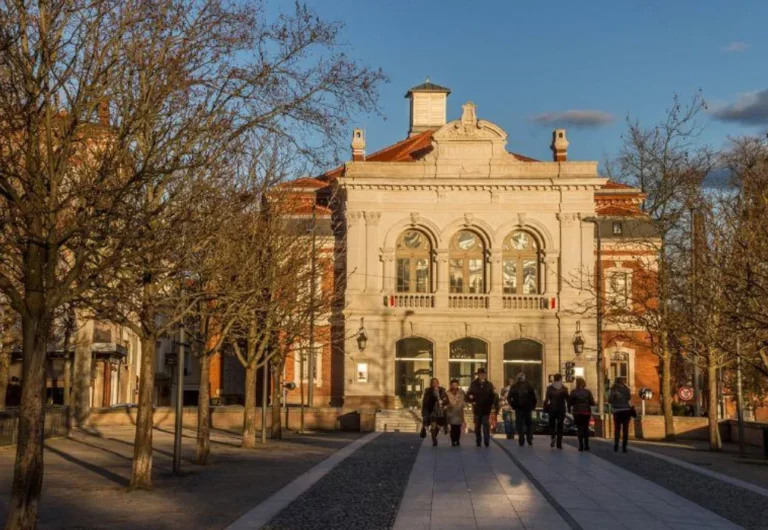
711 89 768 126
721 41 749 53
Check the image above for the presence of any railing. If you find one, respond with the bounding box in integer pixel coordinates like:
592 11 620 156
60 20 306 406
448 295 489 309
385 294 435 308
502 295 549 310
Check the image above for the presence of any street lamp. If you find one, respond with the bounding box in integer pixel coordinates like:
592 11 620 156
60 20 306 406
572 321 585 356
356 318 368 352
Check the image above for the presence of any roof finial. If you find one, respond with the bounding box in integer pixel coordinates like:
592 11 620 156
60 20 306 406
425 75 430 84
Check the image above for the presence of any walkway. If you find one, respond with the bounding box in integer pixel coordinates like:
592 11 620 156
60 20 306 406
394 435 742 530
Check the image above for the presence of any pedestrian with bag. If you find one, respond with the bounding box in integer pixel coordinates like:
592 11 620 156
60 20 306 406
445 378 467 446
507 372 537 447
568 377 595 452
609 376 634 453
467 368 496 447
543 373 569 449
499 377 517 440
421 378 449 446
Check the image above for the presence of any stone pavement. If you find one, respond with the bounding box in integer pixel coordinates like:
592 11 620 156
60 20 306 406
394 435 742 530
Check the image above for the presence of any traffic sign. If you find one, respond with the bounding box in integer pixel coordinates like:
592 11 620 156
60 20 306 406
678 386 694 401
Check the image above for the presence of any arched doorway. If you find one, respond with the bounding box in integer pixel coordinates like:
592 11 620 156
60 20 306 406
449 338 488 390
395 338 433 408
504 340 543 402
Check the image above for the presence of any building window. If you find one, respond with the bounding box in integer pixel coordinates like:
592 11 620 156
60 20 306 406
606 270 631 309
449 338 488 390
449 230 485 293
610 352 630 384
396 230 431 293
356 363 368 383
502 231 539 294
612 222 623 235
294 343 322 387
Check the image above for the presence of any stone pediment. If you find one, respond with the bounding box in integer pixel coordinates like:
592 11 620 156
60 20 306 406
425 102 515 169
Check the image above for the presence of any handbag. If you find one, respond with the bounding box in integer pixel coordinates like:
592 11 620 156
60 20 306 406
629 406 637 419
419 426 427 439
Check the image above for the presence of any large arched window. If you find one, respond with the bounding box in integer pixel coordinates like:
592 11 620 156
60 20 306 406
504 339 543 402
450 338 488 390
396 230 431 293
503 231 539 294
449 230 485 293
395 338 433 408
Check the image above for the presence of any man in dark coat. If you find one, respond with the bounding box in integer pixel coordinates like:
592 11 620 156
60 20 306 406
507 372 537 446
543 373 570 449
467 368 496 447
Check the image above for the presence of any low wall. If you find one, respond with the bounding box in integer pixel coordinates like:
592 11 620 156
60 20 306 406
722 419 768 449
0 406 69 447
631 415 711 441
86 406 375 433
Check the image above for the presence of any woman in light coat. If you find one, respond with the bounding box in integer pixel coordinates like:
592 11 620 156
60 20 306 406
445 378 467 447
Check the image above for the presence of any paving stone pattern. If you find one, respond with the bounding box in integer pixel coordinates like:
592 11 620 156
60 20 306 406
572 439 765 530
262 433 421 530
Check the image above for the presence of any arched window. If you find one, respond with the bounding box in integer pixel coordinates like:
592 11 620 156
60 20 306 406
396 230 431 293
504 339 543 401
450 338 488 390
449 230 485 293
396 338 433 408
502 231 539 294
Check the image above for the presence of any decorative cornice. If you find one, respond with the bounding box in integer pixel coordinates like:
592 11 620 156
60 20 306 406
343 182 604 192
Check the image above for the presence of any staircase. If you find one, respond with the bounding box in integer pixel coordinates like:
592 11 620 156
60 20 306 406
375 409 423 433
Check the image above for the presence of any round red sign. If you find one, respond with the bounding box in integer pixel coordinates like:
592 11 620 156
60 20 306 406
678 386 694 401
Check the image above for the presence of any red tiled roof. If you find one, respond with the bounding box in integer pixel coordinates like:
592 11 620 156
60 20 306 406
291 203 332 216
318 130 538 179
276 177 330 190
600 180 636 190
596 204 645 217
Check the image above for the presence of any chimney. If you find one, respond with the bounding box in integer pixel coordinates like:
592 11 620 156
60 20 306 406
405 78 450 137
551 129 568 162
98 99 110 126
351 128 366 161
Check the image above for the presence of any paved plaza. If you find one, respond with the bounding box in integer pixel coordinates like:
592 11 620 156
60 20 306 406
3 428 767 529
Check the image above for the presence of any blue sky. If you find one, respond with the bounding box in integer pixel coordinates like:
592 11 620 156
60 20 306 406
305 0 768 169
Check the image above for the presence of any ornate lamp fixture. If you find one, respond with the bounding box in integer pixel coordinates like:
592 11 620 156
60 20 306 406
356 318 368 352
572 321 585 356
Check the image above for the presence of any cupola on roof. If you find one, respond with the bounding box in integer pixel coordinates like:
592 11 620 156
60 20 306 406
404 78 451 97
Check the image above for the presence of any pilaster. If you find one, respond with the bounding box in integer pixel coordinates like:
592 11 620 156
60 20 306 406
434 250 449 309
489 249 503 310
346 211 365 292
363 211 381 293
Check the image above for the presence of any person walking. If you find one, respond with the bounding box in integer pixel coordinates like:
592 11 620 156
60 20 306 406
421 378 448 447
467 368 496 447
568 377 595 452
445 378 467 447
507 372 537 447
543 373 569 449
609 377 633 452
499 377 517 440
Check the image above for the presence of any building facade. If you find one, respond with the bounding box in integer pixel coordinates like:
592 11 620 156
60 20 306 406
287 81 660 412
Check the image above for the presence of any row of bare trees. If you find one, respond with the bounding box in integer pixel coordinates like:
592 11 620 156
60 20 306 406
597 95 768 449
0 1 381 528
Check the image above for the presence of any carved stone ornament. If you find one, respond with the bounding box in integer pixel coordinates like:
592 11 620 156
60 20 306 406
463 212 474 226
517 212 528 226
410 212 420 226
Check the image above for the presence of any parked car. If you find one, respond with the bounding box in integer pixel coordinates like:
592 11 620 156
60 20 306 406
531 408 595 436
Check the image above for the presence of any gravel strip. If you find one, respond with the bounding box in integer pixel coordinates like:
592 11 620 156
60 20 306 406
567 439 766 530
263 433 421 530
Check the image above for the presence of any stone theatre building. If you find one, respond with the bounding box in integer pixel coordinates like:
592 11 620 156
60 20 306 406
282 81 660 413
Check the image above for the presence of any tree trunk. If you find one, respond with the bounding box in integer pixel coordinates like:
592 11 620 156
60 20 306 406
0 348 9 411
271 364 283 440
72 336 92 428
242 360 258 448
660 344 676 441
5 311 50 530
131 334 156 489
707 361 722 451
196 354 211 464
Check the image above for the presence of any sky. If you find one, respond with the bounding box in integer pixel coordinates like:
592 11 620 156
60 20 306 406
304 0 768 169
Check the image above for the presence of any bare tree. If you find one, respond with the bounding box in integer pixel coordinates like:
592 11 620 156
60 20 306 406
1 0 382 525
0 296 21 411
603 93 713 440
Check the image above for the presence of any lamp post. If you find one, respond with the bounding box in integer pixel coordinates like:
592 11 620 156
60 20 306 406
356 318 368 353
580 216 605 433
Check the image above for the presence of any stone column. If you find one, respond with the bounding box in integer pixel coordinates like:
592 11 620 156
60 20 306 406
434 338 450 385
381 250 395 294
557 212 582 312
363 212 381 293
346 211 365 293
490 338 504 386
434 249 449 309
489 249 503 310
